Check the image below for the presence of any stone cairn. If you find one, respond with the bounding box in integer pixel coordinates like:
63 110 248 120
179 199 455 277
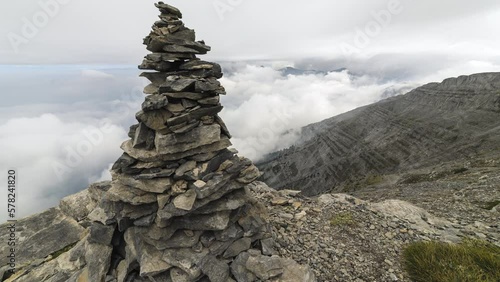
83 2 315 282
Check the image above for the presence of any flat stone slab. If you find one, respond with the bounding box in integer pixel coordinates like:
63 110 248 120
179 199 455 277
0 207 85 268
122 137 232 162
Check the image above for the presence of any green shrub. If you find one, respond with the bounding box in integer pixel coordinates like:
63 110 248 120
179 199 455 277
365 174 384 186
482 200 500 211
330 212 355 227
50 243 77 260
399 173 429 184
403 239 500 282
453 167 469 174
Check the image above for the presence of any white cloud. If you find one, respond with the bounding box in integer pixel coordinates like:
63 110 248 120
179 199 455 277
220 65 416 160
0 113 126 222
417 60 500 84
81 69 115 79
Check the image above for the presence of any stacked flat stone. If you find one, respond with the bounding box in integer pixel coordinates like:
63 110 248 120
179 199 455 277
82 2 315 282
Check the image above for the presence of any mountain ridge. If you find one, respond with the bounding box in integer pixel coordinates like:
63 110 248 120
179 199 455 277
257 72 500 195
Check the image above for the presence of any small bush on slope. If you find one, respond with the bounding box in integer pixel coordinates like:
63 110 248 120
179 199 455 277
403 238 500 282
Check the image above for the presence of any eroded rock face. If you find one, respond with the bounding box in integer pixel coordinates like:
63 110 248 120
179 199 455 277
257 72 500 196
0 2 314 282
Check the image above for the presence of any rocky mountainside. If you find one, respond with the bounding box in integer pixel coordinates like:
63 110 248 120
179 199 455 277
257 72 500 195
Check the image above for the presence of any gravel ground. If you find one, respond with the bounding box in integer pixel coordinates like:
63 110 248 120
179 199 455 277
249 155 500 281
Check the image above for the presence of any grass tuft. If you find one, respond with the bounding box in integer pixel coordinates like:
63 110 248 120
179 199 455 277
330 212 356 227
403 238 500 282
482 200 500 211
50 242 77 260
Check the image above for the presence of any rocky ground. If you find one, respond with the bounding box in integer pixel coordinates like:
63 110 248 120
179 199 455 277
347 153 500 239
249 153 500 282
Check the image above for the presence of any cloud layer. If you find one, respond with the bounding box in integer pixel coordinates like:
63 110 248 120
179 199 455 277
220 65 415 160
0 62 419 222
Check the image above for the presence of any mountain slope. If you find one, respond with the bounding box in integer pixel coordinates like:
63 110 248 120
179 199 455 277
257 72 500 195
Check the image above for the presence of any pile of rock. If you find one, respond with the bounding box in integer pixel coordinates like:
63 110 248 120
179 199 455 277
74 2 314 282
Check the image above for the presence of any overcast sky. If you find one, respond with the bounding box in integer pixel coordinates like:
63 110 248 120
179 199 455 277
0 0 499 65
1 0 500 221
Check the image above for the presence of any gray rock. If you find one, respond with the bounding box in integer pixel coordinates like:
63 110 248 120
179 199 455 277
9 248 83 282
170 121 200 134
163 92 210 100
138 242 173 277
198 96 219 105
116 174 172 194
143 224 179 242
140 72 172 86
162 248 208 279
155 2 183 18
153 230 203 250
144 83 160 95
193 188 248 215
163 44 206 54
237 165 262 184
160 77 197 93
133 168 175 180
157 210 232 232
166 105 223 127
88 222 116 245
112 153 137 173
200 149 234 177
192 173 226 199
119 202 158 220
277 258 317 282
194 78 221 93
0 208 85 267
150 272 173 282
86 243 113 282
166 102 185 114
245 255 283 280
133 123 155 150
181 99 198 109
106 182 157 205
223 237 252 258
128 124 139 138
215 115 232 138
170 268 191 282
155 124 221 155
173 189 197 211
175 161 197 177
179 60 223 79
238 208 266 237
59 189 97 222
231 252 256 282
189 105 224 121
136 109 172 132
134 213 157 227
140 59 180 72
142 95 169 111
199 256 232 282
260 238 277 256
158 193 172 209
214 223 244 242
